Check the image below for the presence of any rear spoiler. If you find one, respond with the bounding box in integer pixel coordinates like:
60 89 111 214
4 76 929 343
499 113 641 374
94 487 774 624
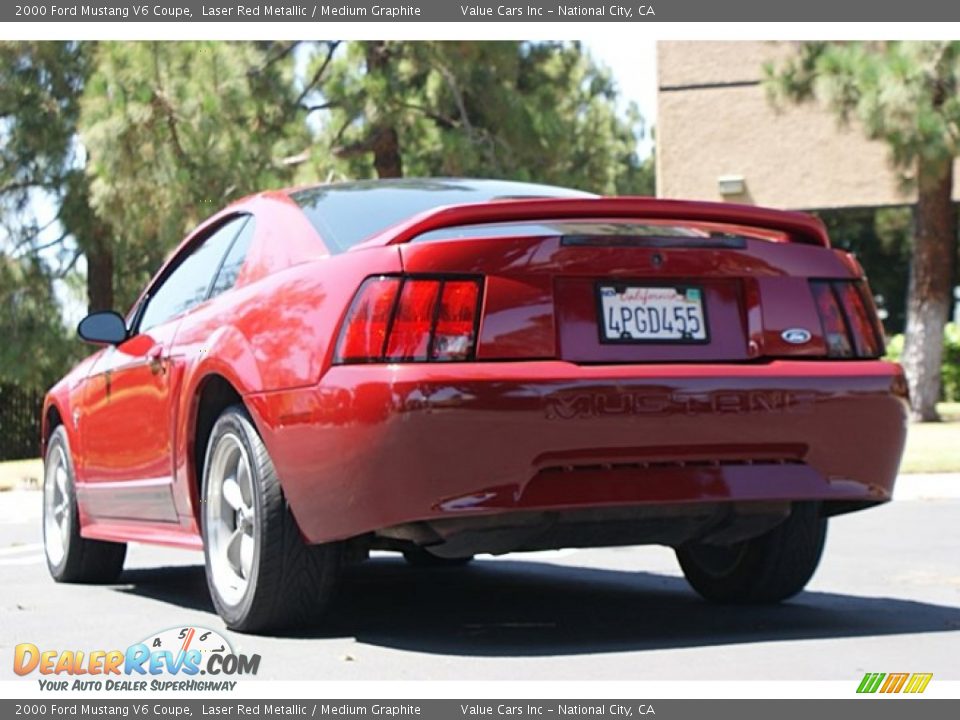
357 197 830 249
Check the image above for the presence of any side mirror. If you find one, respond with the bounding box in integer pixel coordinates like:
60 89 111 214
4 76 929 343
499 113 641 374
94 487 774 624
77 311 128 346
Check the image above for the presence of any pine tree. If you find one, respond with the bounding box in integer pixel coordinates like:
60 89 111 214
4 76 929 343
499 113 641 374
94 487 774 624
768 41 960 421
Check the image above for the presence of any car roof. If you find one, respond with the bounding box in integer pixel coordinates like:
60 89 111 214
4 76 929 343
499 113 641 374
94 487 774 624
283 177 597 199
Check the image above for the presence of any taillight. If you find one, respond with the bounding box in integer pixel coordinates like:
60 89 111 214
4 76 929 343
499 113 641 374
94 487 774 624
810 280 884 358
854 283 887 355
431 281 480 361
836 282 882 357
386 280 441 360
336 276 401 363
336 276 482 364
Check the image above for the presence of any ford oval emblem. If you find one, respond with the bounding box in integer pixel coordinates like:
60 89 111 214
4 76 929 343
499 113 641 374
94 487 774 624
781 328 812 345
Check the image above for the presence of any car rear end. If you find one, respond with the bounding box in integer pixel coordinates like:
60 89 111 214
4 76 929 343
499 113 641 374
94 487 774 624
258 197 909 560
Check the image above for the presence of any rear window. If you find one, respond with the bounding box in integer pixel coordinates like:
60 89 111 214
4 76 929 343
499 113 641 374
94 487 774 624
289 179 593 253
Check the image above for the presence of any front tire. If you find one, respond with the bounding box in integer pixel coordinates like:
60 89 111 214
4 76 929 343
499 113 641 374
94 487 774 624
676 502 826 604
201 405 341 633
43 426 126 583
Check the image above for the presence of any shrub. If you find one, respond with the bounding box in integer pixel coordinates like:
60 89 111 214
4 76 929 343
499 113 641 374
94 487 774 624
885 323 960 402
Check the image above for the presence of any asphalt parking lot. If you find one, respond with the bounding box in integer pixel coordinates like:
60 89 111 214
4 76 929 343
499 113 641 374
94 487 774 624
1 477 958 682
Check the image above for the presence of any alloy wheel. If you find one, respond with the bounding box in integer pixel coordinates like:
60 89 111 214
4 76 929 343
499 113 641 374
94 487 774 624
43 444 71 568
204 432 257 607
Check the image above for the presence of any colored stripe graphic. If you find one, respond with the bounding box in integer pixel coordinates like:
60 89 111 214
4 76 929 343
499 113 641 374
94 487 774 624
857 673 885 693
904 673 933 694
880 673 910 693
857 672 932 694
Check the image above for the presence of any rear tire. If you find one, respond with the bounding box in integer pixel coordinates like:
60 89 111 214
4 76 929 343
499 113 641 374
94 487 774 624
402 547 474 568
43 426 126 583
676 502 826 604
201 405 341 633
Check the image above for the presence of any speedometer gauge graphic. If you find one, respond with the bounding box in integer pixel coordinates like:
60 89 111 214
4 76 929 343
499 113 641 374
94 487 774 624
138 626 233 658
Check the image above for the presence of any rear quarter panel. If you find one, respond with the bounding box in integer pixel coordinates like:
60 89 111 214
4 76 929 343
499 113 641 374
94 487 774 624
172 244 403 527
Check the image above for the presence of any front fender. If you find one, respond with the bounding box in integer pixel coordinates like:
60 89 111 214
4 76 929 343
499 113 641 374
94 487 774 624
40 350 104 467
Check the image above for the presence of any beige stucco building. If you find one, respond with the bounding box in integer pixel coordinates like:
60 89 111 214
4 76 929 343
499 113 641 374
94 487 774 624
655 41 958 209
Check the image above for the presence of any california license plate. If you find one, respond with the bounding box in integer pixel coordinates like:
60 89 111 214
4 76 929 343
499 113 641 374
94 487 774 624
598 285 708 342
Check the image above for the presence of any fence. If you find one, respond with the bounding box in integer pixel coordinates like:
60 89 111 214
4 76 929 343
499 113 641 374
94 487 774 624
0 383 43 461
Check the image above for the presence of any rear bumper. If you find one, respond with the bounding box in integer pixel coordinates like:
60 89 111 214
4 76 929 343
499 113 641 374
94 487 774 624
247 360 909 544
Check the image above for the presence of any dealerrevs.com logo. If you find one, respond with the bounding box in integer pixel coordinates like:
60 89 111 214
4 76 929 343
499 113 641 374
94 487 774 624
857 672 933 694
14 626 259 692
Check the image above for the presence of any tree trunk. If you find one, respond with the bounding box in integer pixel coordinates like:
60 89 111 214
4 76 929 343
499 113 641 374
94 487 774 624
364 42 403 178
901 155 955 422
61 171 115 314
84 229 114 314
371 126 403 178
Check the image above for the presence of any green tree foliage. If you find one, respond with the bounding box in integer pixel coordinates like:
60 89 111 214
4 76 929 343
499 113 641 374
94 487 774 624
0 42 94 386
767 41 960 421
313 41 653 195
1 40 653 394
79 41 319 310
0 256 77 388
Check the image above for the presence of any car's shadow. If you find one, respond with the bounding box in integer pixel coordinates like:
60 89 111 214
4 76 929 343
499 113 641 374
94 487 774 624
115 557 960 656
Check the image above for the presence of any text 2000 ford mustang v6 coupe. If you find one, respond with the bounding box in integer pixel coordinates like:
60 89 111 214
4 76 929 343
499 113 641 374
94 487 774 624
41 179 908 632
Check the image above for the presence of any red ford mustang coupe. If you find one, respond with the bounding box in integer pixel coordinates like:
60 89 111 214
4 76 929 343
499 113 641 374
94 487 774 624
41 178 908 632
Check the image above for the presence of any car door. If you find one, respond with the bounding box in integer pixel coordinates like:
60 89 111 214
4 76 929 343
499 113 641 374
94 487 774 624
77 216 250 523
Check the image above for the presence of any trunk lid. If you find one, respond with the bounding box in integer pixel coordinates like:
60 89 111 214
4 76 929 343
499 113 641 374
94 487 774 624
388 204 857 364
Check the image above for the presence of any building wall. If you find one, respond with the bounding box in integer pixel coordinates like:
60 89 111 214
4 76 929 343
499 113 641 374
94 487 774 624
656 41 960 209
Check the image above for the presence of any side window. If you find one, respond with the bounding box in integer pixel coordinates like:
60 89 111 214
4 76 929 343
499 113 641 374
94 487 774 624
209 217 255 299
137 216 247 333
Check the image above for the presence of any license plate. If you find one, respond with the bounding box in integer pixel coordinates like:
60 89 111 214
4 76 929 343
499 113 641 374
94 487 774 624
598 284 708 342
